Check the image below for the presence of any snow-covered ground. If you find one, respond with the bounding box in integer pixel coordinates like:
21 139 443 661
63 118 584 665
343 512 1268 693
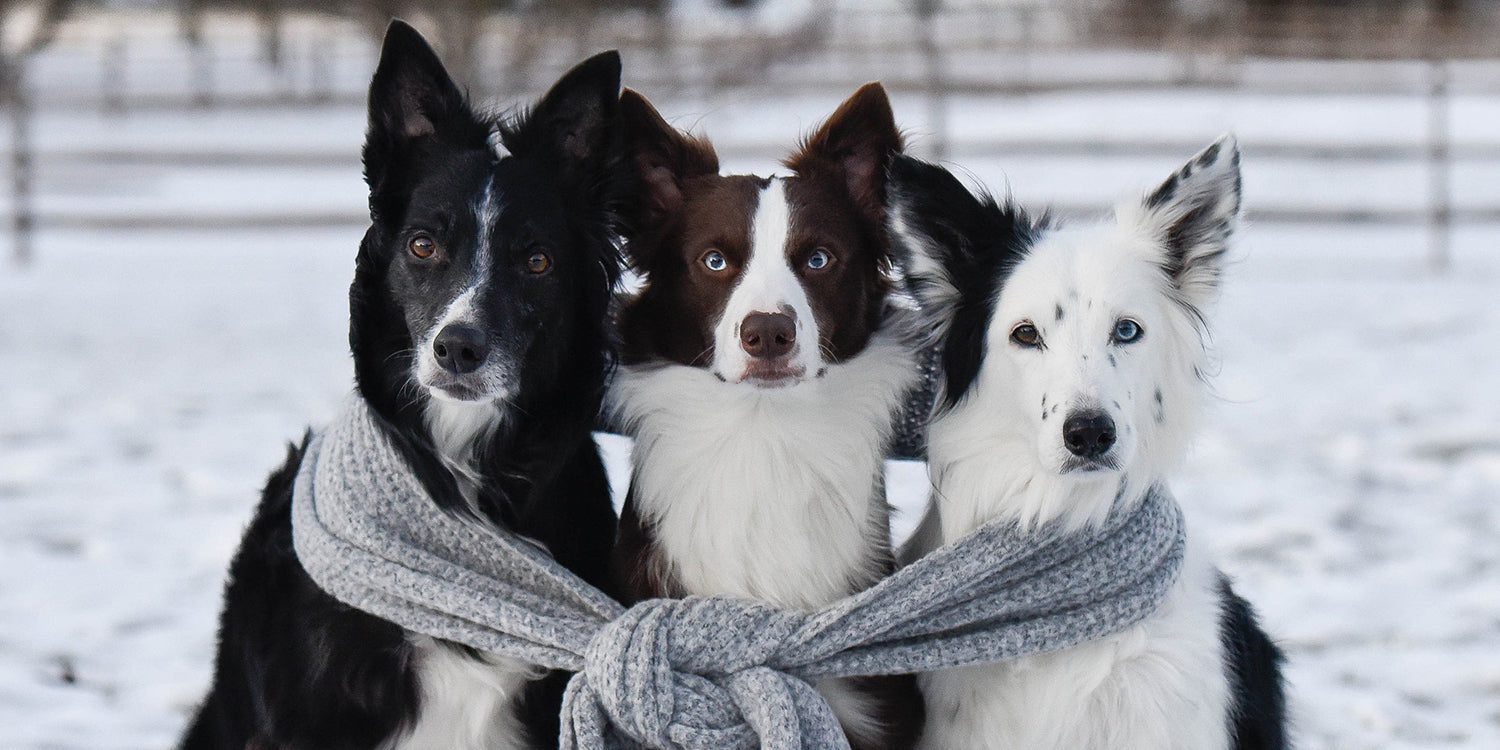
3 14 1500 750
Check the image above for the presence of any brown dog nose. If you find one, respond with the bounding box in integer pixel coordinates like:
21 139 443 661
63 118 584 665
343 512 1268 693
740 312 796 359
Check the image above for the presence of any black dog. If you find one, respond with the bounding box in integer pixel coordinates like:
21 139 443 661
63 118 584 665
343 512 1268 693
179 22 628 750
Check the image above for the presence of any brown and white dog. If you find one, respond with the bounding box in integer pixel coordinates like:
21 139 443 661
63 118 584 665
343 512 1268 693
607 84 923 750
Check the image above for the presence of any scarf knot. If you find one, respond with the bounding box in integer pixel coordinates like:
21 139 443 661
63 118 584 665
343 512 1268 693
571 597 840 749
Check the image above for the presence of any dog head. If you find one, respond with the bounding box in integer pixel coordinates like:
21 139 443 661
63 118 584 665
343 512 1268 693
891 136 1239 488
617 83 904 386
352 22 625 428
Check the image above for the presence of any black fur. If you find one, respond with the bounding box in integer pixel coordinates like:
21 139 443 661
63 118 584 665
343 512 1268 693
886 154 1045 410
1219 576 1290 750
180 22 629 750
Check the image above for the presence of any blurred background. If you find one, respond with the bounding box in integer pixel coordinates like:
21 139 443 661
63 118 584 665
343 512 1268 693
1 0 1497 748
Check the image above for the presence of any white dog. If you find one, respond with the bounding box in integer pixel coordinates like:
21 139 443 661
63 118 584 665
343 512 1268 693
887 136 1287 750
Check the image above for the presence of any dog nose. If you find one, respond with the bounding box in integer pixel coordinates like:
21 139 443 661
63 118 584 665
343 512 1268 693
740 312 796 359
433 324 488 375
1063 411 1116 459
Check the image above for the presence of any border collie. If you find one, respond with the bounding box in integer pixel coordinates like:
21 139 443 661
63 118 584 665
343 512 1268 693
179 23 628 750
887 137 1287 750
606 84 923 749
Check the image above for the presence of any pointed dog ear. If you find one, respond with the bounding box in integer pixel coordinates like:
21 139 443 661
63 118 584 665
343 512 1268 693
785 82 904 227
1135 134 1241 313
619 88 719 231
887 155 1042 409
366 20 476 143
363 21 487 215
505 50 623 174
887 155 1016 323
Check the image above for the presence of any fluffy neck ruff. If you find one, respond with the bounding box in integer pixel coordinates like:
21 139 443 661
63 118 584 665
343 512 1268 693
423 396 509 509
609 326 917 611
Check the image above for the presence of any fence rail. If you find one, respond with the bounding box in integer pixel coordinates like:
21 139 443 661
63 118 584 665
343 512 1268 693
4 2 1499 272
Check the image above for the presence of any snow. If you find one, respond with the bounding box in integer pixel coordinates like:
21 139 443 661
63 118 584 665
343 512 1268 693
3 13 1500 750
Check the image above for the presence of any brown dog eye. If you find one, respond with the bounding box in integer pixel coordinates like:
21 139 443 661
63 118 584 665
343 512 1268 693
1010 323 1042 348
408 234 436 259
526 252 552 274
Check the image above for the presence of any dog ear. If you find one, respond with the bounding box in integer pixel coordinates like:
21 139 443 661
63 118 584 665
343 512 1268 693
504 50 623 176
785 82 904 227
887 155 1041 408
363 21 486 213
886 155 968 320
619 88 719 232
1137 134 1241 312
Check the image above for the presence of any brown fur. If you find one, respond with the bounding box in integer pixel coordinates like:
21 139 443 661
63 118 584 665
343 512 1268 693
612 86 922 750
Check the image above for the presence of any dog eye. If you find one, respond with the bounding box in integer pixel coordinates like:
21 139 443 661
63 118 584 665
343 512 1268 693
526 251 552 275
805 248 834 271
408 234 437 259
1010 323 1042 348
1112 318 1143 344
701 250 728 272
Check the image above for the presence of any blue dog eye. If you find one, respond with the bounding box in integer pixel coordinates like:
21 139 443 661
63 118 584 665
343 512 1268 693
702 251 727 272
806 249 832 270
1113 319 1143 344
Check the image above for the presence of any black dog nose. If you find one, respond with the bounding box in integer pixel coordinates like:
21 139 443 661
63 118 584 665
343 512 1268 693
740 312 796 359
432 324 488 375
1063 411 1116 459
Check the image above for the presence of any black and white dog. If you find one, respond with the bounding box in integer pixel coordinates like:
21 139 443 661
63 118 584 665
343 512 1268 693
179 23 628 750
888 138 1287 749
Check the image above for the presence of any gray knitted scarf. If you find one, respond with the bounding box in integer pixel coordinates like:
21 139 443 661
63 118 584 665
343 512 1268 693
291 398 1185 750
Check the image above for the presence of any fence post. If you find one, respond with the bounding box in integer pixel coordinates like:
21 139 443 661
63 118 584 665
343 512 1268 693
1426 58 1451 273
916 0 947 161
191 40 213 108
6 55 34 266
103 34 125 114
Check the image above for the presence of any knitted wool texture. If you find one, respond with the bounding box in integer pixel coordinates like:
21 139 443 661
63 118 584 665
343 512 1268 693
291 398 1186 750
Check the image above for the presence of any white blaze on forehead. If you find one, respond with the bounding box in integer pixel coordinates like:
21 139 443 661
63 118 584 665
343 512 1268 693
709 178 825 379
414 179 505 389
488 127 509 161
473 179 501 279
433 180 501 328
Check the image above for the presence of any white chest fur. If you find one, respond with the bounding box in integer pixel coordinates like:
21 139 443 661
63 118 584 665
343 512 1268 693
610 333 915 611
611 333 915 746
383 636 542 750
916 530 1232 750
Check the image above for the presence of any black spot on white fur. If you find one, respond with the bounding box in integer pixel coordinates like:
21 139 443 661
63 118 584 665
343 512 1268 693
1054 304 1065 322
1145 135 1240 326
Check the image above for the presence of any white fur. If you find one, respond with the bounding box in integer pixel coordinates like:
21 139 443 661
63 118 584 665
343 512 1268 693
916 537 1231 750
383 636 542 750
887 198 960 348
710 179 826 383
611 329 914 608
424 397 506 507
906 137 1241 749
609 328 915 742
